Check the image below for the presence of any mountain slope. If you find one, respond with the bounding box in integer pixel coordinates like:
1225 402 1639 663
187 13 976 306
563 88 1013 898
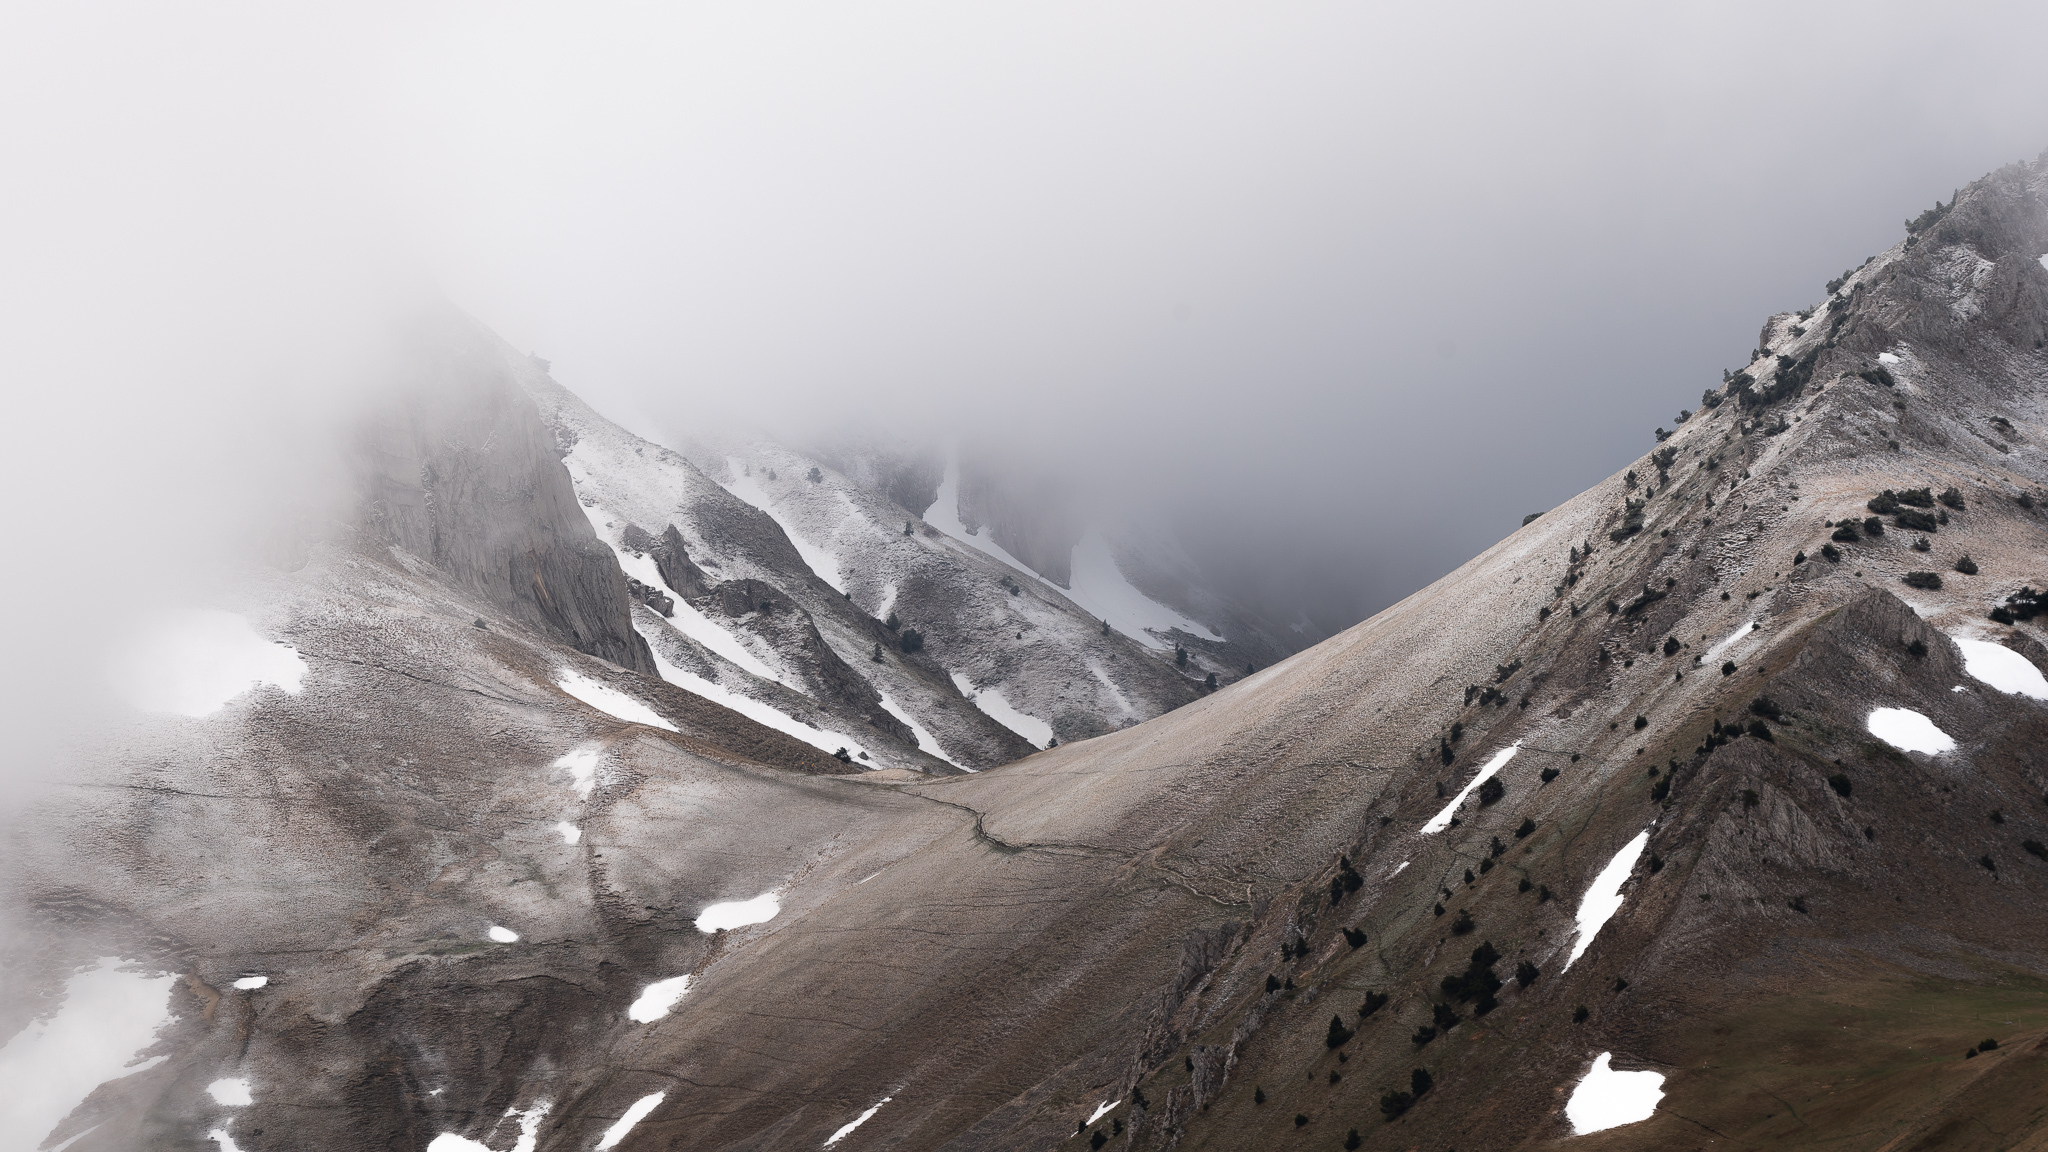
5 155 2048 1152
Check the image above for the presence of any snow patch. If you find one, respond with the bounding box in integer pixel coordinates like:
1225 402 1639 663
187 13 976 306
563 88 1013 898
628 976 692 1023
1954 638 2048 700
1064 529 1220 650
1867 707 1955 754
206 1078 253 1106
697 892 781 933
554 745 603 799
554 821 582 845
721 457 845 591
1878 351 1902 365
1087 1100 1120 1124
595 1092 666 1150
1086 661 1135 717
877 691 964 769
554 670 677 732
1564 830 1650 970
1565 1052 1664 1134
644 643 869 761
503 1102 550 1152
1390 861 1409 877
950 672 1055 747
823 1097 892 1147
1420 743 1521 834
428 1134 491 1152
230 976 267 991
487 926 519 944
108 609 307 717
1704 619 1760 663
206 1131 246 1152
0 958 177 1151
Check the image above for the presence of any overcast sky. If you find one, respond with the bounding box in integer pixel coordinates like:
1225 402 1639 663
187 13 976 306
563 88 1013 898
9 1 2048 651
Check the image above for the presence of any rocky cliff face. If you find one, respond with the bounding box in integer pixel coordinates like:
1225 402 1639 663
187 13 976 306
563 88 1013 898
354 310 656 675
6 156 2048 1152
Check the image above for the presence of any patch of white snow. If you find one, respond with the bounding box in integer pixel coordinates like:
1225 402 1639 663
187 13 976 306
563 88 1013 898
206 1078 253 1106
554 821 582 845
1063 529 1220 650
487 926 519 944
1420 743 1521 834
1878 351 1902 365
720 458 845 591
504 1101 550 1152
206 1130 246 1152
696 892 781 933
823 1096 891 1147
643 644 869 761
1565 1052 1664 1134
0 959 177 1151
1867 707 1956 754
1564 830 1650 970
107 609 307 717
427 1135 491 1152
1953 638 2048 700
595 1092 666 1150
1390 861 1410 877
554 671 677 732
876 692 964 769
230 976 267 991
1087 1100 1120 1124
1704 620 1760 663
949 672 1055 748
554 745 603 799
628 976 692 1023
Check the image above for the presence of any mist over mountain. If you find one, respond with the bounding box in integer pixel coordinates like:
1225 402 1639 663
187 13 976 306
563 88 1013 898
6 6 2048 1152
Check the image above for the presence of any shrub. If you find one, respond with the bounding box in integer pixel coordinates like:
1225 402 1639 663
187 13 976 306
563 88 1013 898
1634 714 1649 730
1091 1130 1107 1149
1982 1038 2000 1051
1515 817 1538 839
904 520 914 537
1912 535 1932 553
1539 767 1559 784
1295 1114 1309 1128
1266 974 1281 993
1326 1014 1355 1048
1898 487 1935 507
1175 645 1187 668
834 747 853 763
2023 840 2046 860
885 612 900 629
1902 571 1943 590
1573 1005 1590 1023
1747 720 1774 741
1346 1129 1361 1150
1410 1026 1436 1047
1253 1086 1265 1104
1956 554 1979 575
1863 516 1886 536
1517 960 1539 987
1982 855 1997 871
1449 909 1476 935
1411 1067 1434 1098
1477 778 1505 806
1380 1090 1414 1119
806 466 823 483
1908 638 1928 658
899 628 925 653
1822 543 1842 562
1204 672 1218 689
1897 509 1939 531
1651 777 1671 802
1743 789 1760 808
1614 977 1630 992
1722 661 1738 676
871 642 884 663
1749 696 1784 721
1432 1002 1462 1030
1940 487 1966 510
1868 490 1901 514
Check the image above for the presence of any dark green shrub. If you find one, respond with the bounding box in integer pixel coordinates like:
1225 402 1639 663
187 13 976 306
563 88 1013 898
1357 992 1389 1020
1253 1086 1265 1104
1746 720 1774 741
899 628 925 653
1380 1090 1413 1119
1868 490 1901 514
1832 523 1861 542
834 747 853 763
2023 840 2046 860
885 612 900 629
1955 555 1978 575
1981 1038 1999 1050
1518 877 1532 892
1664 636 1681 656
1343 927 1367 948
1982 855 1997 871
1540 767 1559 784
1864 516 1885 536
1294 1114 1309 1128
1634 714 1649 730
1326 1015 1355 1049
1346 1128 1361 1149
1449 909 1475 935
1896 509 1938 531
1913 535 1932 553
1573 1005 1589 1023
1477 778 1505 806
1409 1026 1435 1046
806 466 823 483
1908 638 1928 658
1940 487 1966 510
1898 487 1935 507
1266 974 1281 993
1614 977 1630 992
1091 1131 1107 1149
1175 645 1187 668
1902 571 1943 590
1651 777 1671 802
1410 1067 1434 1098
1516 817 1537 839
1743 789 1759 808
1431 1002 1461 1030
1648 853 1665 873
1750 696 1783 721
871 643 884 663
1205 672 1218 689
1822 543 1842 561
1517 960 1538 987
904 520 914 536
1722 661 1737 676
